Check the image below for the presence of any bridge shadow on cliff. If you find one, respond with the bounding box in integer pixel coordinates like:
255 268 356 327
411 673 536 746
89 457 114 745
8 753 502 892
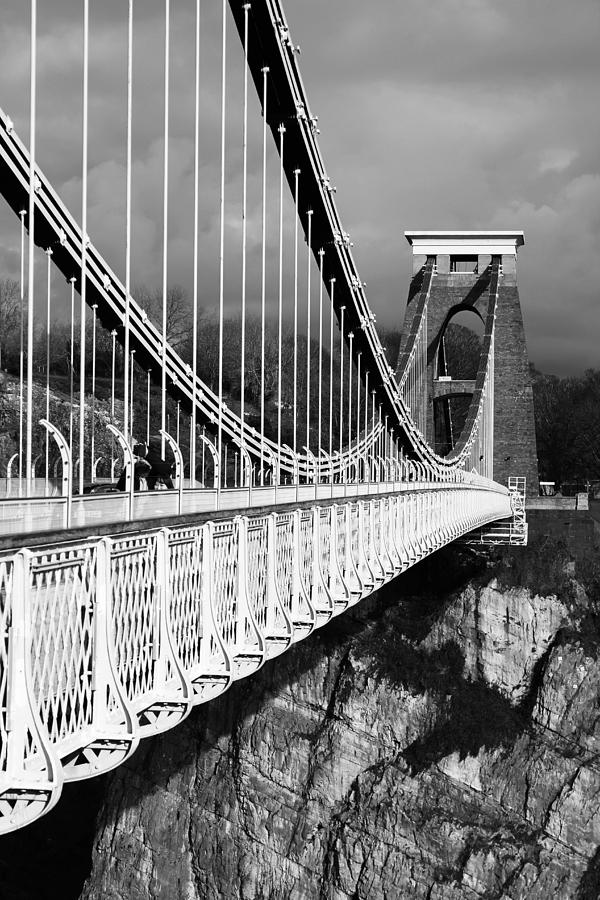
3 538 596 900
374 638 525 773
352 548 533 773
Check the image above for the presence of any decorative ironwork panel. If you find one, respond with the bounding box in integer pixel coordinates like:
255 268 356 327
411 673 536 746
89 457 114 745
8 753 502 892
318 508 332 605
275 513 294 614
247 518 268 631
350 503 360 569
319 508 331 586
28 545 97 746
299 511 313 592
0 558 13 774
168 526 204 672
110 533 158 704
212 522 238 649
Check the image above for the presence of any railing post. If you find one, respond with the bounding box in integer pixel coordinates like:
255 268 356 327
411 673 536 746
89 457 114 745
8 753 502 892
107 424 135 520
40 419 72 528
407 494 418 563
344 503 362 599
291 509 315 631
380 497 398 574
357 501 375 593
263 446 278 501
390 495 404 569
368 501 384 583
199 521 227 670
425 491 433 550
235 517 264 662
3 550 63 830
329 503 350 607
93 537 137 740
265 513 291 641
265 515 277 635
311 506 334 621
417 492 426 554
311 507 321 611
236 517 248 657
159 430 184 515
155 527 192 710
291 510 301 624
198 522 213 671
198 431 220 490
6 552 31 777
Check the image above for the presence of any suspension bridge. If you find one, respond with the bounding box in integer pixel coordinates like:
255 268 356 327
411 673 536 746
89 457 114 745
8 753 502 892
0 0 536 834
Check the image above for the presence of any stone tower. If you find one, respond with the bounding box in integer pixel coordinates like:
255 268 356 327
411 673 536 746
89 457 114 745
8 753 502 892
399 231 539 496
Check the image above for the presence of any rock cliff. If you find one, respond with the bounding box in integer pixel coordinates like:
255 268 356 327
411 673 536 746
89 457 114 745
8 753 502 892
2 524 599 900
74 528 600 900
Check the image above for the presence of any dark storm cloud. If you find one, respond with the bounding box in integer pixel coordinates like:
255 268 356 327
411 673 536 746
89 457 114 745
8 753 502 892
284 0 600 375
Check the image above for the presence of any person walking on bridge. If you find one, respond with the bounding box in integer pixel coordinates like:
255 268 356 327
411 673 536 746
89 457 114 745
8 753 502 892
116 440 151 491
145 434 175 490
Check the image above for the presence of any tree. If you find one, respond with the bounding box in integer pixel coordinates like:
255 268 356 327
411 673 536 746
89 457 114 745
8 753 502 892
533 368 600 485
0 278 21 373
240 316 279 406
440 323 482 379
134 284 193 351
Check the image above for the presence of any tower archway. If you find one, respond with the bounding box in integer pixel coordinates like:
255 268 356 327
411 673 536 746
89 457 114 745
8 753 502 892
434 306 485 454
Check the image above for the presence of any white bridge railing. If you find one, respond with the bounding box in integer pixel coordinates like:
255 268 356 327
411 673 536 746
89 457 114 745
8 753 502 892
0 481 513 834
0 420 494 538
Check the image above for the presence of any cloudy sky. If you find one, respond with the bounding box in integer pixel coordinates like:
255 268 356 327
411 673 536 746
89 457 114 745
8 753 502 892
0 0 598 376
284 0 600 376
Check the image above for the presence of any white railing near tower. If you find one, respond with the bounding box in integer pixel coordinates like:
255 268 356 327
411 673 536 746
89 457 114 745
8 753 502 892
0 480 512 834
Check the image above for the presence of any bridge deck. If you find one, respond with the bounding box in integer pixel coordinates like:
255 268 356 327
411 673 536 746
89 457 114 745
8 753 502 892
0 481 514 836
0 477 474 544
0 479 477 551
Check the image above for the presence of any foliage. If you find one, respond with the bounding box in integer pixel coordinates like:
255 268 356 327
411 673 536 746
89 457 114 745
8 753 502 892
0 279 22 372
135 284 193 351
532 368 600 483
441 323 481 379
3 272 597 485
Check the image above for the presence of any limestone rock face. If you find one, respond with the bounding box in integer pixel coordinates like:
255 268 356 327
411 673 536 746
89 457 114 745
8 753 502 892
425 580 568 703
79 541 600 900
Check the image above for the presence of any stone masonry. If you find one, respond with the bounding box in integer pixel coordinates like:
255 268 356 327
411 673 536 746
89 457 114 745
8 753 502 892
401 232 539 496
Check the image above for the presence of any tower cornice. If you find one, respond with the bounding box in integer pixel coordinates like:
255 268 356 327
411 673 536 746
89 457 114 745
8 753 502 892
404 230 525 256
